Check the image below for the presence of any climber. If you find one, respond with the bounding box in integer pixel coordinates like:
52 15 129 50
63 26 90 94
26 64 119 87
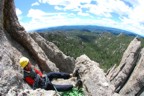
19 57 82 91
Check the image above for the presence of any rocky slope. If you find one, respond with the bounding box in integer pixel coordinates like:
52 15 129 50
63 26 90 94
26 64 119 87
1 0 144 96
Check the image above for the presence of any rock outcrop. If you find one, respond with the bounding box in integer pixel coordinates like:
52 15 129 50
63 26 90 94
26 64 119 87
75 55 116 96
106 38 144 96
30 32 75 73
107 38 141 92
1 0 144 96
119 48 144 95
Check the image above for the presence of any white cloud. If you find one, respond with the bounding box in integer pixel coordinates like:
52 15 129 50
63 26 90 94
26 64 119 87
78 12 90 16
27 9 48 19
16 8 22 16
118 0 144 36
55 6 63 10
38 0 68 6
16 8 23 20
31 2 40 6
38 0 132 18
24 9 79 31
128 3 144 22
27 9 67 19
86 0 132 18
38 0 91 11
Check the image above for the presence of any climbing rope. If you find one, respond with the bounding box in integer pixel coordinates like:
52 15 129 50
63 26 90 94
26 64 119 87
45 75 61 96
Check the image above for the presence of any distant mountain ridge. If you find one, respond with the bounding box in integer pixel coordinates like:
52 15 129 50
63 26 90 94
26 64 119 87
34 25 139 37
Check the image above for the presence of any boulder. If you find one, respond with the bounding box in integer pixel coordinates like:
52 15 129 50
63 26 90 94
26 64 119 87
75 54 115 96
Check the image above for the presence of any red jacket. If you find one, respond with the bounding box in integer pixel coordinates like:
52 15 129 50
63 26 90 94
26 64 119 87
24 68 43 86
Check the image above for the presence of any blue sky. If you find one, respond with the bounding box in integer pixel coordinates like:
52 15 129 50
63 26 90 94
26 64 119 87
15 0 144 36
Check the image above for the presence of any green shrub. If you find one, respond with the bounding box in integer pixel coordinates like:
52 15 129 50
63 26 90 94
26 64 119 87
61 88 84 96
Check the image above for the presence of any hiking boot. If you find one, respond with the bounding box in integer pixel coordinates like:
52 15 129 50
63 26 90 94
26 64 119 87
75 79 83 89
73 68 79 78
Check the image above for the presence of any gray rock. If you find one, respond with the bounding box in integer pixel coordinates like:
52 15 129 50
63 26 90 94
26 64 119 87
75 54 115 96
108 38 141 92
0 70 31 95
7 88 57 96
112 93 121 96
0 40 31 95
119 48 144 96
106 64 117 80
30 32 75 73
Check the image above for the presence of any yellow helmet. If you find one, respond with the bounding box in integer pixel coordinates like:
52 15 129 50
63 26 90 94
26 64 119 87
19 57 29 68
